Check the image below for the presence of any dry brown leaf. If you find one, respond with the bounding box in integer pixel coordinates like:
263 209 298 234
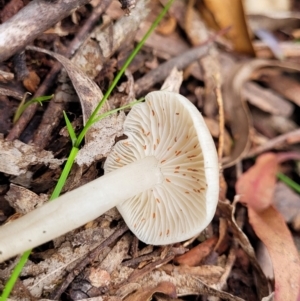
256 241 273 279
4 184 48 214
124 281 177 301
200 0 255 55
248 206 300 301
174 236 218 266
235 153 300 301
0 138 64 176
23 70 40 93
88 268 111 288
236 153 278 212
156 15 177 35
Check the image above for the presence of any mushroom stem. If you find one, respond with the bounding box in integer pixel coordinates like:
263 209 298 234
0 156 163 262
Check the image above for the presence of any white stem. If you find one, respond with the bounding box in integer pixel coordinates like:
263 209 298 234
0 156 163 262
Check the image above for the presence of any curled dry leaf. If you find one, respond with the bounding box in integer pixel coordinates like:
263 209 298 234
235 152 300 301
200 0 255 55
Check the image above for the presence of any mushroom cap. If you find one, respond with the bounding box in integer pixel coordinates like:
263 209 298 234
104 91 219 245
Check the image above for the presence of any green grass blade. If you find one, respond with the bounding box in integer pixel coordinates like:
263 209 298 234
90 98 144 127
13 94 53 123
277 172 300 194
51 147 79 199
0 250 31 301
63 111 77 146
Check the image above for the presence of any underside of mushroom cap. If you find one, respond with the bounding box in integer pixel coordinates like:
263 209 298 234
104 91 219 245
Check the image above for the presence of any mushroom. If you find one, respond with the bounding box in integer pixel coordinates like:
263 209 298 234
0 91 219 262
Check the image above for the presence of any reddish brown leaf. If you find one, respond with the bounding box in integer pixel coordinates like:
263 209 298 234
236 152 278 212
248 206 300 301
174 236 218 266
236 152 300 300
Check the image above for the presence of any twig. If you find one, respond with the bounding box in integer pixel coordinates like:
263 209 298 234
50 223 129 300
246 128 300 158
214 72 225 162
134 44 211 97
0 0 91 62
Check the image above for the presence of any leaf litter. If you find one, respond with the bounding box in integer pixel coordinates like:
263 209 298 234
1 0 300 300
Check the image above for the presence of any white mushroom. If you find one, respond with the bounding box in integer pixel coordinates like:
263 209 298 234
0 91 219 262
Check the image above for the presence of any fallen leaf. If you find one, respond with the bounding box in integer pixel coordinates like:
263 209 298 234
174 236 218 266
4 184 48 214
156 15 177 35
235 153 300 301
23 70 40 93
200 0 255 55
236 152 278 212
248 206 300 301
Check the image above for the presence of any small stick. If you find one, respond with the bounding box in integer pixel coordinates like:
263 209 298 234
246 128 300 158
214 72 225 162
0 0 91 62
50 223 129 300
134 44 211 97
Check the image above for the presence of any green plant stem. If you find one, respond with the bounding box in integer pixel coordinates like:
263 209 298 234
0 1 174 300
0 250 31 300
277 172 300 194
13 94 53 123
